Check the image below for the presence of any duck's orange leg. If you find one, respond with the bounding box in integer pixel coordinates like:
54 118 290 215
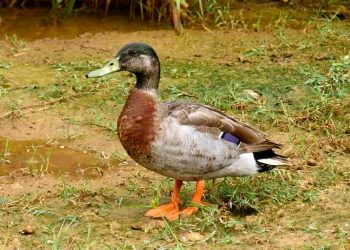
181 180 205 217
144 180 183 221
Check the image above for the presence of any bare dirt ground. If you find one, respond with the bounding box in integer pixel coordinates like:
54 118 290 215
0 7 349 249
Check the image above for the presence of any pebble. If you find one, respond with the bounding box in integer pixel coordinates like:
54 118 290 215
277 209 285 218
110 221 121 232
19 225 35 235
307 159 317 166
179 232 205 242
238 54 252 63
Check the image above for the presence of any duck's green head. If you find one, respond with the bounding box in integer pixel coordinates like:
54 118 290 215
86 43 160 90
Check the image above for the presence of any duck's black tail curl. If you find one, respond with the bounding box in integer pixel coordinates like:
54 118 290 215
254 149 290 173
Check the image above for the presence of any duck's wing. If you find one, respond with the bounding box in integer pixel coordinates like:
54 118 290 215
164 101 281 153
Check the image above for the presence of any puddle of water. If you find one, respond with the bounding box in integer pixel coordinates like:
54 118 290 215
0 8 170 41
0 137 117 178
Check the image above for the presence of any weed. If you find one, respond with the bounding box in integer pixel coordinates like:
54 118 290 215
59 177 79 202
111 151 127 162
0 139 11 165
0 61 11 69
276 27 292 48
30 208 55 216
0 85 8 97
58 214 79 223
207 170 299 214
303 190 319 203
0 197 7 206
304 53 350 97
45 219 78 249
25 144 51 176
5 98 23 118
4 34 25 53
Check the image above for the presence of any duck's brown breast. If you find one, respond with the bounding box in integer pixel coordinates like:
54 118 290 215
117 88 158 160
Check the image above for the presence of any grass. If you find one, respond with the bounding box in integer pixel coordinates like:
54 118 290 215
0 7 350 249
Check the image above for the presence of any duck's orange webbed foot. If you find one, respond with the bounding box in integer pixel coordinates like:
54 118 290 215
144 180 183 221
180 180 205 218
144 202 180 221
180 206 199 217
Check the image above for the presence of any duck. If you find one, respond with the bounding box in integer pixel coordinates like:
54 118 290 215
86 42 289 221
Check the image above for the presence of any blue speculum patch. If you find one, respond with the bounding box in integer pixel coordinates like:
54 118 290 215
220 132 240 145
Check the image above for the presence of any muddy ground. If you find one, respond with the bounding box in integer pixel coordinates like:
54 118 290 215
0 5 350 250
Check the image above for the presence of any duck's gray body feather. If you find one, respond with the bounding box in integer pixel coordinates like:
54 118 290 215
142 100 266 181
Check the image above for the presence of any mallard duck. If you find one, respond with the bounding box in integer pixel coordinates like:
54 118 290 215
86 43 289 221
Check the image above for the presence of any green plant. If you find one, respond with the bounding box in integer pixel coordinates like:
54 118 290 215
4 34 25 53
46 219 78 249
206 170 299 214
0 139 11 165
304 53 350 97
25 144 51 176
59 177 79 202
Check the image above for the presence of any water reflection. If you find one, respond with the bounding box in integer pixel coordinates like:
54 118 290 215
0 8 169 41
0 137 116 178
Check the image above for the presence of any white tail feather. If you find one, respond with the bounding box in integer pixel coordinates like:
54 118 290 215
257 157 290 166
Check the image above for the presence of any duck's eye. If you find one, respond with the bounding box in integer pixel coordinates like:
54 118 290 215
129 50 138 56
109 62 114 66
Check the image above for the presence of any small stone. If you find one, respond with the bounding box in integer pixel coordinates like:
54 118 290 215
59 145 65 149
277 209 285 218
238 54 252 63
179 232 205 242
110 222 121 233
46 239 54 245
19 225 35 235
314 53 328 61
100 151 110 160
307 159 317 166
